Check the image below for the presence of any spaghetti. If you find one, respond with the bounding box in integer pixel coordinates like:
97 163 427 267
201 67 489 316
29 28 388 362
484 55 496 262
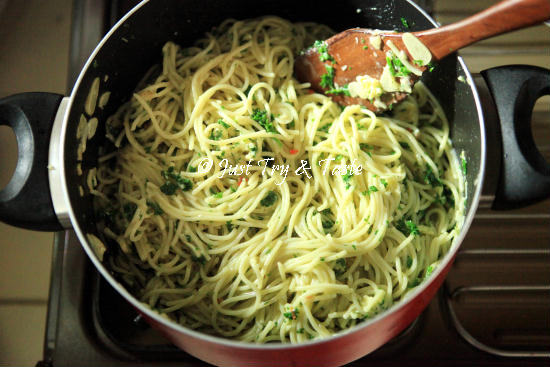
92 16 465 343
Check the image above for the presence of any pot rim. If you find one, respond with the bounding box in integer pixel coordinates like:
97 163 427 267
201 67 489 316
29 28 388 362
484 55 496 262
58 0 487 350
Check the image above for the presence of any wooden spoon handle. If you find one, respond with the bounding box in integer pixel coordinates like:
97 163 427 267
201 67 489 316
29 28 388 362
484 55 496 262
414 0 550 60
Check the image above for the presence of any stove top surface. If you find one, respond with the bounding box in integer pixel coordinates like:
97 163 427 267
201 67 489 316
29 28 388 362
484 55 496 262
40 0 550 365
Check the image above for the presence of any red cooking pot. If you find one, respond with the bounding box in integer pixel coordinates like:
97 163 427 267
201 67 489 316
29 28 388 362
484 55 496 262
0 0 549 366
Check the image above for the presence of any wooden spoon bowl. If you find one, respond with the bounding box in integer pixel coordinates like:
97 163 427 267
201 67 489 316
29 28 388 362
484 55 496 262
295 0 550 112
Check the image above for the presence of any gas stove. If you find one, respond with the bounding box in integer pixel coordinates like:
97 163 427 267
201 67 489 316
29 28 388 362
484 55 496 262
38 0 550 365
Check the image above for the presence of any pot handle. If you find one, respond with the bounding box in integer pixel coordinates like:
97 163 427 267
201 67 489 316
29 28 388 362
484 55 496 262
0 92 64 231
481 65 550 210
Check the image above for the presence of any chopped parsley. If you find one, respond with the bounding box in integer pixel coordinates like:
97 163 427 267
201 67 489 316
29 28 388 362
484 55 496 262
320 64 335 89
406 255 413 268
191 254 206 265
283 307 299 320
146 201 164 215
360 143 373 152
318 123 332 133
386 54 411 77
326 84 350 96
425 265 434 277
123 203 137 221
396 218 419 236
217 119 230 128
380 179 388 188
399 141 410 150
400 17 410 28
251 109 276 133
342 170 353 189
313 40 334 63
322 218 335 230
260 191 277 207
321 208 332 215
461 156 467 175
160 181 178 195
226 221 233 231
333 258 347 276
162 166 193 192
423 166 442 187
209 129 223 140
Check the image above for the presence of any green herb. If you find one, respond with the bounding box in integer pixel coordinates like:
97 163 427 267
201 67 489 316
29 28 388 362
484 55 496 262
188 165 197 172
400 17 410 28
362 45 369 50
321 208 332 215
427 62 435 72
334 154 343 162
272 137 283 147
146 201 164 215
342 170 353 189
217 119 230 128
369 185 378 193
213 192 223 199
386 54 411 77
326 85 351 96
320 257 325 262
333 258 347 276
426 265 434 277
443 186 455 208
226 221 233 231
313 40 334 63
191 254 206 265
461 156 467 175
283 307 299 320
296 328 305 334
319 123 332 133
123 203 137 221
320 64 335 89
251 109 276 133
380 179 388 188
407 220 419 236
399 141 410 150
209 129 223 141
162 166 193 192
260 191 277 207
424 166 442 187
322 218 335 230
396 218 419 236
406 255 413 268
160 181 178 195
413 59 424 66
360 143 373 151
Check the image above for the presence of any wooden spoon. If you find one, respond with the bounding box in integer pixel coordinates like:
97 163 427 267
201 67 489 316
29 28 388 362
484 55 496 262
294 0 550 112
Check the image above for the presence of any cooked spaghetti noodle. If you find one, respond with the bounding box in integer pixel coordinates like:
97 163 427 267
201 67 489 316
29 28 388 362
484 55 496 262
92 16 465 343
